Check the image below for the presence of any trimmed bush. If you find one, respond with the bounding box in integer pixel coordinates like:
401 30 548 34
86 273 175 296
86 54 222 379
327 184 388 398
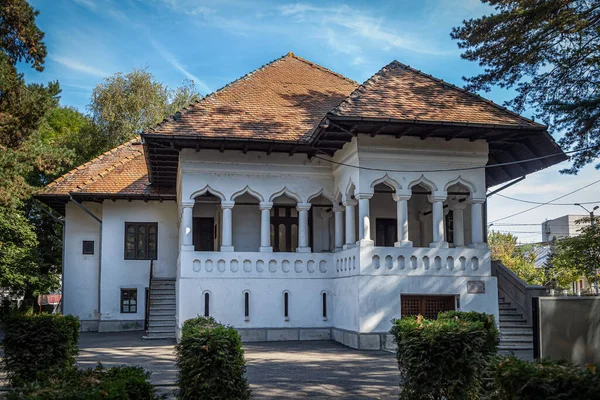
390 312 499 400
488 356 600 399
1 314 80 386
7 364 159 400
176 316 251 400
438 310 500 356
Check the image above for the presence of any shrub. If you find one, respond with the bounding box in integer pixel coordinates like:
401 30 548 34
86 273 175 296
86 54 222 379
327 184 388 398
488 356 600 399
438 310 499 356
7 364 159 400
176 316 251 400
390 312 499 400
1 314 80 386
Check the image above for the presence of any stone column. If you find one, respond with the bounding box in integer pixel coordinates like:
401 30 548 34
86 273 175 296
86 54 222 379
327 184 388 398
452 202 467 247
220 200 235 252
393 194 412 247
357 194 374 245
181 202 194 251
333 204 344 252
470 199 486 248
259 202 273 252
297 202 311 253
430 196 448 248
343 198 357 248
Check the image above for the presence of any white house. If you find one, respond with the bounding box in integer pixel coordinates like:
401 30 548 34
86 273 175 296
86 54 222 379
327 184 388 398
37 53 566 349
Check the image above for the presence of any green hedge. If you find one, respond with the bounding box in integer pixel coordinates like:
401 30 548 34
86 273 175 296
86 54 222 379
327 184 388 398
176 316 251 400
390 311 499 400
489 356 600 399
1 314 80 386
7 364 159 400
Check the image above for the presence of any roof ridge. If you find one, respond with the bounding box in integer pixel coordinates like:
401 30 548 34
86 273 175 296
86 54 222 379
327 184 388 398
45 137 142 190
387 60 544 128
146 52 357 134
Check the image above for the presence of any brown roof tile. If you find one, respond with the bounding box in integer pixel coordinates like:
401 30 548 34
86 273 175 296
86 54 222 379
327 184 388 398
39 139 174 197
330 61 542 127
147 52 358 142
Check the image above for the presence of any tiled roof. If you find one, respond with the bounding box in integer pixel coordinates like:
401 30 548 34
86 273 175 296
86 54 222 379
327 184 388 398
38 139 174 197
146 52 358 142
330 61 543 127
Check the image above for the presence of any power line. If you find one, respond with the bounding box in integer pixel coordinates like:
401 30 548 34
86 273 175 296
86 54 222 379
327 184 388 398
494 193 599 206
311 146 593 174
489 178 600 223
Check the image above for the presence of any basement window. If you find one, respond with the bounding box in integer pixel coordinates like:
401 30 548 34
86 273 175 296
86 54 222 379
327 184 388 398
283 291 289 320
204 292 210 317
120 289 137 313
125 222 158 260
322 292 327 319
244 291 250 320
82 240 94 255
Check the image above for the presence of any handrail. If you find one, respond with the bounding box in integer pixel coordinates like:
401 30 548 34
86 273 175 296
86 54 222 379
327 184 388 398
491 260 546 325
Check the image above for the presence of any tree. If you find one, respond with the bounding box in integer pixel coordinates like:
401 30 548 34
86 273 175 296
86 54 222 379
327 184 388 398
488 230 544 285
543 237 581 290
553 219 600 290
451 0 600 173
88 68 200 149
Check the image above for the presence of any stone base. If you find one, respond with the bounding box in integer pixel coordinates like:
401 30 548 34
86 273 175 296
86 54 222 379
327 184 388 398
259 246 273 252
394 240 413 248
429 241 449 248
469 242 489 249
331 328 396 351
98 320 144 332
237 327 331 342
220 245 235 252
296 247 311 253
80 320 100 332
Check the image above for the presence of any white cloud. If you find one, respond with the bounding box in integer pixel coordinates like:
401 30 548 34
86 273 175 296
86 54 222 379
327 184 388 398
150 40 212 94
50 55 108 78
279 3 451 57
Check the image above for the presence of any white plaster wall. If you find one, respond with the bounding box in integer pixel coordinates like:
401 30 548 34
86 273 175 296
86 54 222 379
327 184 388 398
63 202 102 321
99 201 178 321
358 275 499 333
178 277 332 328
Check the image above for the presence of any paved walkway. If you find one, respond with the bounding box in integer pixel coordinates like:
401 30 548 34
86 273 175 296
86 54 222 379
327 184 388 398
77 332 400 399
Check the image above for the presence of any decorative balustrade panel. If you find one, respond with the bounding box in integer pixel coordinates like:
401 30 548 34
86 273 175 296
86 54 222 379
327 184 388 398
180 251 335 279
181 246 491 279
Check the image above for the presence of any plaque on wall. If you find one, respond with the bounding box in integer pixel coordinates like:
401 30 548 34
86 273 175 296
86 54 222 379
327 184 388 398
467 280 486 294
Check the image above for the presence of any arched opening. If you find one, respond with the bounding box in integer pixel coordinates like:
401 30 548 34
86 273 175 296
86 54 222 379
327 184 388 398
192 193 220 251
271 193 299 252
408 184 433 247
444 182 472 247
309 194 333 252
232 192 261 252
371 182 397 246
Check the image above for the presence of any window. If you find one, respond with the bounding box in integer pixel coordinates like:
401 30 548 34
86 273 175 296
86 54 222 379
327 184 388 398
204 292 210 317
125 222 157 260
322 292 327 319
283 291 289 319
244 292 250 319
82 240 94 255
121 289 137 313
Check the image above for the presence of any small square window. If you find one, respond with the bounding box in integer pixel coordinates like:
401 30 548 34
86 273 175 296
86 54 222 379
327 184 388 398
121 289 137 314
82 241 94 255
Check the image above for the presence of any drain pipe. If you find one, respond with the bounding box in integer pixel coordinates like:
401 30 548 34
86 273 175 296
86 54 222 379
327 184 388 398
69 195 103 317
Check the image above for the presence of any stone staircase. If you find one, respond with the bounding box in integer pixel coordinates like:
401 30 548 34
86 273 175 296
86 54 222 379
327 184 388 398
497 295 534 361
144 278 176 340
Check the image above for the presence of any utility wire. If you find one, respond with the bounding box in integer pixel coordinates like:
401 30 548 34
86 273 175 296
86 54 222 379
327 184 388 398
311 146 593 174
489 178 600 223
494 193 599 206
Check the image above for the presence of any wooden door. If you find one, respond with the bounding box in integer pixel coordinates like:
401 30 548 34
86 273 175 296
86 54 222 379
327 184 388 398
193 217 214 251
376 218 397 247
401 295 455 320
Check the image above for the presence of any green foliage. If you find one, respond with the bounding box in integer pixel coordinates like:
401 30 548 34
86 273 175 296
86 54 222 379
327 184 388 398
7 364 160 400
489 230 544 285
488 356 600 399
175 316 251 400
451 1 600 173
89 68 200 149
1 314 80 387
390 311 499 400
553 219 600 289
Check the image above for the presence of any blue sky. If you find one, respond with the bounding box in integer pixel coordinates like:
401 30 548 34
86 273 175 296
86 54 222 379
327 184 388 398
26 0 600 242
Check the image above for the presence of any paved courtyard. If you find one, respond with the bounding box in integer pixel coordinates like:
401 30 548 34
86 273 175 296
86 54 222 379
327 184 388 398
76 331 400 399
